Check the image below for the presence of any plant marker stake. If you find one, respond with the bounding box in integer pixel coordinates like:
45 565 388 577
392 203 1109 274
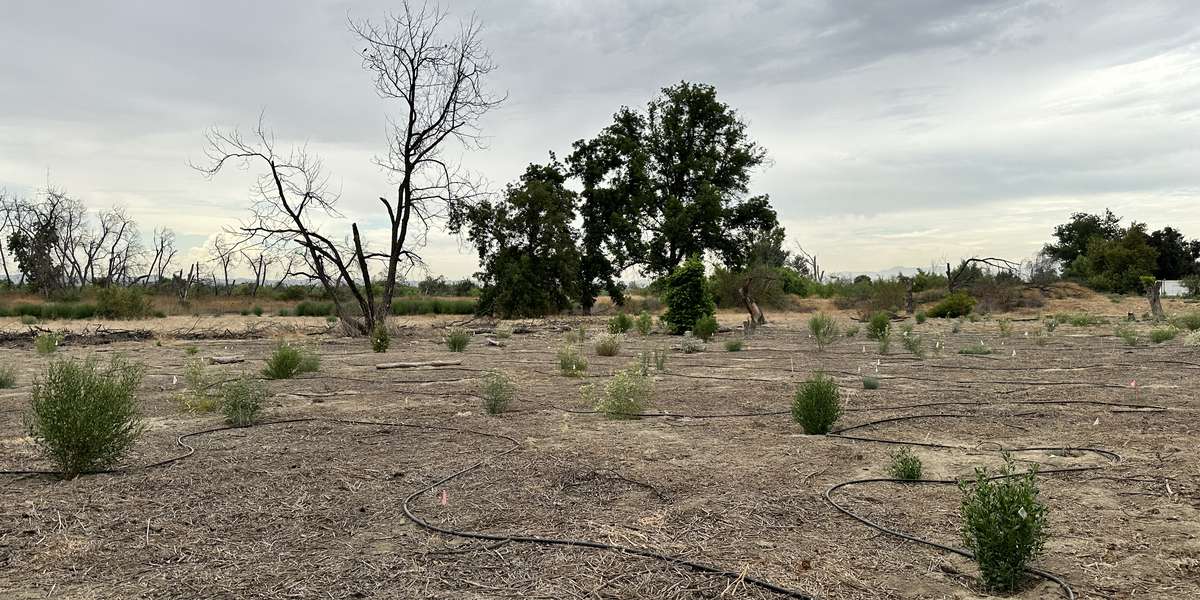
439 489 448 506
1131 379 1137 402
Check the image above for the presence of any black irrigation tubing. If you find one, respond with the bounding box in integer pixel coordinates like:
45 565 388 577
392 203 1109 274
0 416 815 599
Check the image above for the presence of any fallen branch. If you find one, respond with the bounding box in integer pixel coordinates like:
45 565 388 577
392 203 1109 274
207 356 245 365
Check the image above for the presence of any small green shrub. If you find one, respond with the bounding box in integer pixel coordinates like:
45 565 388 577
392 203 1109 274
928 292 976 318
277 308 292 317
724 339 744 352
1150 326 1178 344
652 347 668 370
35 332 62 354
844 325 860 338
565 325 587 344
28 357 145 477
952 319 963 334
608 312 633 334
792 372 841 434
808 312 838 351
481 370 515 415
997 318 1012 337
587 368 652 419
0 365 17 389
693 315 718 342
636 310 653 335
1170 312 1200 331
1057 312 1104 327
558 345 588 376
661 255 715 334
446 327 470 352
294 301 335 317
179 357 219 412
594 333 622 357
262 344 320 379
252 305 264 317
370 322 390 353
19 314 38 325
915 311 927 324
95 287 154 319
493 323 513 339
1114 324 1138 346
867 312 891 340
878 328 892 354
1043 317 1058 332
959 341 994 355
221 377 267 426
887 448 922 480
862 376 879 390
184 345 199 356
901 331 925 358
960 456 1049 592
680 332 704 354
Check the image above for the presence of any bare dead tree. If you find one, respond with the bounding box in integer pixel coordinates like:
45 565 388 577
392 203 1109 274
139 227 177 285
209 233 239 294
791 242 824 282
946 257 1020 292
197 4 501 333
174 262 202 302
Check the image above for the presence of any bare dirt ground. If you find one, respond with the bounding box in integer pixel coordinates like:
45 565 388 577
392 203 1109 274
1 303 1198 599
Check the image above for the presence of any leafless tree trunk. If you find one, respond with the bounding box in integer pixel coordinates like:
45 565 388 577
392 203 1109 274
175 262 201 302
209 234 238 294
196 3 501 334
1148 280 1164 320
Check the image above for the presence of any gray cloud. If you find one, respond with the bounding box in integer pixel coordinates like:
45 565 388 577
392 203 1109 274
1 0 1198 276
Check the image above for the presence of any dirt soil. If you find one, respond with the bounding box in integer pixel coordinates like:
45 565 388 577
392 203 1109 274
1 303 1198 599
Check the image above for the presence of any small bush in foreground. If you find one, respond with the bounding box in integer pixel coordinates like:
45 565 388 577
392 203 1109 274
1150 327 1178 344
262 344 320 379
481 370 515 415
0 365 16 389
901 330 925 358
693 315 719 342
1114 324 1138 346
636 310 653 335
587 368 652 419
867 312 891 340
680 332 704 354
35 332 62 354
862 376 879 390
792 372 841 434
808 312 838 351
180 358 219 412
887 448 922 480
928 292 976 318
221 377 267 426
915 311 927 324
370 322 390 353
28 357 145 478
446 327 470 352
960 456 1049 593
608 312 633 334
594 333 623 357
558 345 588 376
724 338 744 352
959 341 994 355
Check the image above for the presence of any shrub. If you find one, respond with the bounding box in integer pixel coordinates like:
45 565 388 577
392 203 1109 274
1183 275 1200 297
35 332 62 354
184 345 199 356
493 323 513 339
724 339 744 352
95 287 154 319
252 305 264 317
693 315 719 342
262 343 320 379
960 456 1049 592
901 330 925 358
887 448 922 480
294 301 335 317
636 310 653 335
866 312 891 340
952 319 963 334
792 372 841 434
1171 312 1200 331
1150 326 1178 344
862 376 879 390
877 327 892 354
997 318 1012 337
661 255 715 334
277 308 292 317
1186 330 1200 347
19 314 38 325
652 347 668 370
680 332 704 354
1114 324 1138 346
370 322 390 353
1058 312 1105 327
446 327 470 352
608 312 633 334
959 341 994 355
481 370 515 415
221 377 267 426
594 333 622 357
808 312 838 351
179 358 219 412
557 345 588 376
565 325 587 344
844 325 860 338
0 365 16 389
915 311 927 324
28 357 145 477
927 292 976 318
587 368 652 419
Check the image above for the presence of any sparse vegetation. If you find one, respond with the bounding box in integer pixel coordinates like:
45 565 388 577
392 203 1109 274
184 345 199 356
557 345 588 376
901 330 925 358
0 365 16 389
221 377 267 426
724 338 744 352
693 315 719 342
28 357 145 478
636 310 653 335
792 372 841 434
997 318 1012 337
608 312 633 334
493 323 513 339
680 332 704 354
928 292 976 318
587 368 652 419
179 358 219 412
887 448 922 480
370 322 390 353
959 341 994 355
808 312 838 351
262 343 320 379
960 456 1049 593
652 347 668 370
1150 326 1178 344
35 332 62 354
867 312 891 340
446 327 470 352
1171 312 1200 331
19 314 38 325
481 370 515 415
844 325 860 338
1114 324 1138 346
594 333 622 356
915 311 927 324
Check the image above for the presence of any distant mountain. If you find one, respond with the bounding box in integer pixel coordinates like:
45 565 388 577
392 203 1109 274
828 266 927 281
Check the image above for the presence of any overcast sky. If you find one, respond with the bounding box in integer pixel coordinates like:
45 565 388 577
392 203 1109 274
2 0 1198 279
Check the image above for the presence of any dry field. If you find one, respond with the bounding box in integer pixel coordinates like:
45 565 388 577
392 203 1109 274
1 305 1198 599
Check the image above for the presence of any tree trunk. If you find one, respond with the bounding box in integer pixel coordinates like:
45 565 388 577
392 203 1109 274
1148 280 1164 320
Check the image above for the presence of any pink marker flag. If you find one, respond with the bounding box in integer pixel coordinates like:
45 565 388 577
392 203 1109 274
438 489 448 506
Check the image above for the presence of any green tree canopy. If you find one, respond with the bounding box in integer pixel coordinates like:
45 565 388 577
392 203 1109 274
1042 210 1122 275
1148 226 1199 279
